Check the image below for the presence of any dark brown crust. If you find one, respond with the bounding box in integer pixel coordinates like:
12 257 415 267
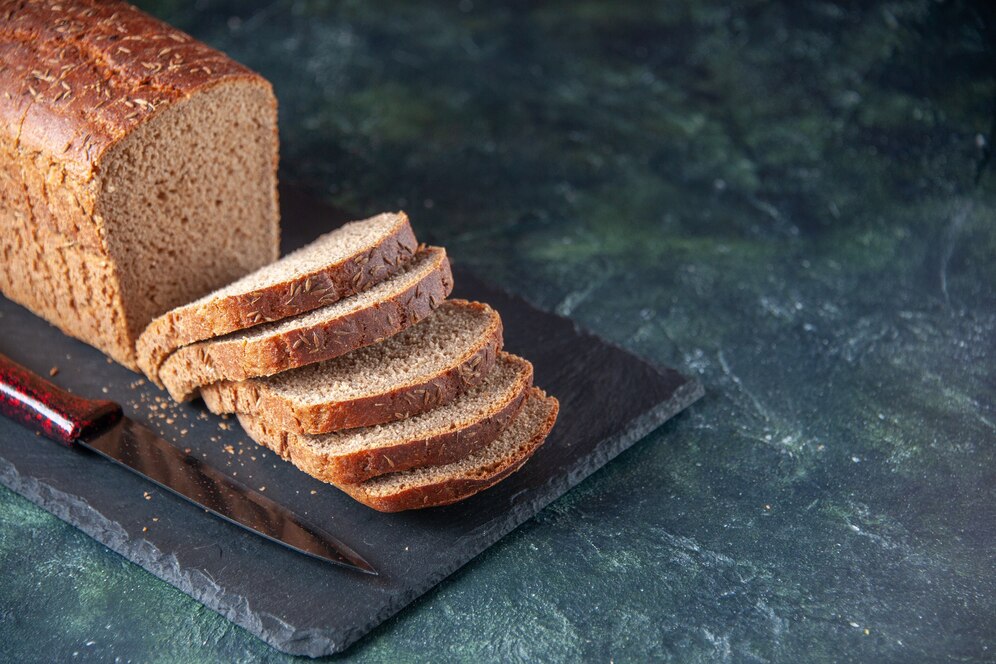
236 353 533 483
0 0 277 368
136 213 419 385
339 390 559 512
0 0 270 250
0 210 134 367
200 300 504 433
159 247 453 401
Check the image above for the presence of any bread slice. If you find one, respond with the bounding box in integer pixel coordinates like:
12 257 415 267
137 212 418 384
159 246 453 401
338 389 558 512
201 299 503 433
0 0 279 369
238 353 533 483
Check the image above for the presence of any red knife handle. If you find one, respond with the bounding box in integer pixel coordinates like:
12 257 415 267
0 353 122 446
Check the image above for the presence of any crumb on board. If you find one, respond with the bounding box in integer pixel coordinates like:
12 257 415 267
49 366 58 376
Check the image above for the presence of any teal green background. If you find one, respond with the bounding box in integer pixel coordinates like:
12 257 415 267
1 1 994 661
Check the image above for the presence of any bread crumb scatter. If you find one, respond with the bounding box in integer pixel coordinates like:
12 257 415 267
49 367 59 376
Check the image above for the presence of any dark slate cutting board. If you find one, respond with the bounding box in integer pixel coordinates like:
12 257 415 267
0 188 703 657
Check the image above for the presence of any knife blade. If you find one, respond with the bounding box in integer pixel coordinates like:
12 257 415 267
0 352 376 575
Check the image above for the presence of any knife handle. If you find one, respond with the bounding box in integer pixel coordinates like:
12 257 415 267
0 353 122 446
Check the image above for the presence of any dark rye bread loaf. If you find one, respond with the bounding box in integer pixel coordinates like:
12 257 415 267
338 389 559 512
158 247 453 402
200 299 503 433
237 353 533 483
137 212 417 384
0 0 279 369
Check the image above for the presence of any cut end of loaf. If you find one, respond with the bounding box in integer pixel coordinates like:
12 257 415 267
0 9 279 372
99 78 279 366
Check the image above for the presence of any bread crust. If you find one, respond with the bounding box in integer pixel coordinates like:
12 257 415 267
159 247 454 401
200 299 503 433
339 390 559 512
137 213 418 385
236 353 533 483
0 0 268 200
0 0 279 368
0 210 134 365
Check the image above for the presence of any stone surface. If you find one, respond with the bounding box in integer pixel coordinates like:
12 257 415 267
1 0 994 661
0 215 699 655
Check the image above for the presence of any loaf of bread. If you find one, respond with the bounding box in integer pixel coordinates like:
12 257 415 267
0 4 558 512
0 0 279 369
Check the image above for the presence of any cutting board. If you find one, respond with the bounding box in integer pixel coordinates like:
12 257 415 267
0 187 703 656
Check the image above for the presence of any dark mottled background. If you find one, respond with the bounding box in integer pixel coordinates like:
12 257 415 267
1 1 994 661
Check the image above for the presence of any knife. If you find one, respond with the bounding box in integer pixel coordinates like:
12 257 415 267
0 352 376 575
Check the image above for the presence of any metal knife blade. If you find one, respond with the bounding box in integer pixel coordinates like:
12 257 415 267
83 417 377 574
0 352 376 575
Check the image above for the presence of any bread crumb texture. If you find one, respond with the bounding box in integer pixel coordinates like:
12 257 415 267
0 0 278 368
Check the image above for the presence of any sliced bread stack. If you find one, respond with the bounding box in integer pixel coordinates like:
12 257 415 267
138 212 558 511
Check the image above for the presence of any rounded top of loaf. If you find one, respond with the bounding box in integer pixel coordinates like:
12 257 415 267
0 0 273 177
